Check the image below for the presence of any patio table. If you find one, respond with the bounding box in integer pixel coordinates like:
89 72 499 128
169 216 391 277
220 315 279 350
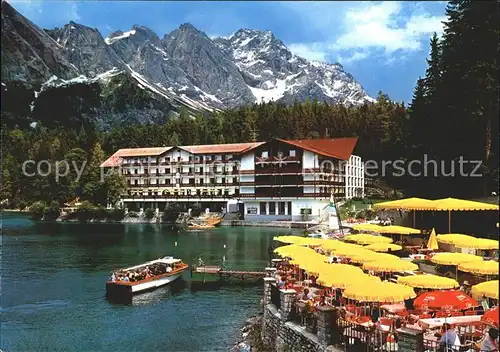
419 315 482 329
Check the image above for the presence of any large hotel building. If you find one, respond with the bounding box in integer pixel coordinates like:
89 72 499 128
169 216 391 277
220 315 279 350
100 138 365 221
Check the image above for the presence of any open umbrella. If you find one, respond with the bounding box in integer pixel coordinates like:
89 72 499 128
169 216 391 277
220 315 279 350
481 306 499 327
343 281 416 303
458 261 499 276
471 280 499 300
430 252 483 280
373 197 435 226
364 243 403 252
429 198 499 233
345 234 393 244
413 290 479 311
397 274 459 289
352 223 383 232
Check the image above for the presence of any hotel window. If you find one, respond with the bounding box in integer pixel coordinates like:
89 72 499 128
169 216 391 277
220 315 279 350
277 151 284 158
216 155 222 161
287 202 292 215
269 202 276 214
278 202 285 215
289 150 296 157
189 156 193 161
205 156 211 161
199 179 204 185
195 156 200 162
261 151 268 158
166 157 170 162
225 154 232 160
134 180 138 185
134 169 138 174
260 202 266 214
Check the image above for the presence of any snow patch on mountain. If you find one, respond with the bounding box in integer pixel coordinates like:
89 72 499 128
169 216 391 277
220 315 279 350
105 29 137 45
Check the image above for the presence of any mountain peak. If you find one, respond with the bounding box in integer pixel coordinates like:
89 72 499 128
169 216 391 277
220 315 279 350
178 23 201 33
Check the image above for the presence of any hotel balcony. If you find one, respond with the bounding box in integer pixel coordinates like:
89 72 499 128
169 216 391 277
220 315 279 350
254 156 300 164
238 192 332 199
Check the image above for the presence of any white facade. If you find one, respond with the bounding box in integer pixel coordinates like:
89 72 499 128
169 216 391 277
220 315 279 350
345 155 365 199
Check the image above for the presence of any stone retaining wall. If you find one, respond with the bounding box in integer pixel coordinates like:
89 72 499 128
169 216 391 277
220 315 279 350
261 277 342 352
263 304 324 352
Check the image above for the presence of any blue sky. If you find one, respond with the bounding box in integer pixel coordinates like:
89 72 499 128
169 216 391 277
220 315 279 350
11 1 447 103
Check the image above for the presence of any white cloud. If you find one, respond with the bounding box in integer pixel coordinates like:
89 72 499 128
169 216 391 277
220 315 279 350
336 51 370 64
287 1 446 65
334 2 446 53
288 43 326 62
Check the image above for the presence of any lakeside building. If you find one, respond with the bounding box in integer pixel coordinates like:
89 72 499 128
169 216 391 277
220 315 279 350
100 138 365 221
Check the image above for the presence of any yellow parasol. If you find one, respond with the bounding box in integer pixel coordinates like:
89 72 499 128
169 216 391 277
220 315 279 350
427 228 439 250
397 274 459 289
471 280 499 300
352 223 383 232
320 240 350 251
429 198 499 233
430 252 483 266
345 234 393 245
364 243 403 252
458 261 500 276
342 282 416 303
363 260 419 272
430 252 483 280
377 225 421 235
437 234 476 245
458 238 499 250
274 244 316 258
373 197 435 210
317 272 380 289
273 236 326 246
329 245 371 258
373 198 435 226
348 251 385 263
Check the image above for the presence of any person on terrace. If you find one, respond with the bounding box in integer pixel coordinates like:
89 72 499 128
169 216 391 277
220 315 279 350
299 288 313 302
481 328 499 352
315 295 326 307
438 323 459 351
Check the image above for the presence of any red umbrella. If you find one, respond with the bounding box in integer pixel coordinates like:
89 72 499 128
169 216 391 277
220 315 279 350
481 306 499 327
414 290 479 311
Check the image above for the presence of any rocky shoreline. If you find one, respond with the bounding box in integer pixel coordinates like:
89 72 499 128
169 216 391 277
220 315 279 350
231 314 271 352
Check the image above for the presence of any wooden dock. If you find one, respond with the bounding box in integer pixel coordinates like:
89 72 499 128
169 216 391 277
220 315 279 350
190 265 267 283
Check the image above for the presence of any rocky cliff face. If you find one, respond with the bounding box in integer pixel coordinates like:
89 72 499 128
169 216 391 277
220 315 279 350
1 1 374 127
1 1 78 84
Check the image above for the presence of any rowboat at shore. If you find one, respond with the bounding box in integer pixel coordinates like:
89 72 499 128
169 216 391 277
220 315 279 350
106 256 188 296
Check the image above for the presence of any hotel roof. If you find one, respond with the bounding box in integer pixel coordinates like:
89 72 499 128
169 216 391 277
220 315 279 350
276 137 358 161
180 142 264 154
100 142 264 167
100 147 173 167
